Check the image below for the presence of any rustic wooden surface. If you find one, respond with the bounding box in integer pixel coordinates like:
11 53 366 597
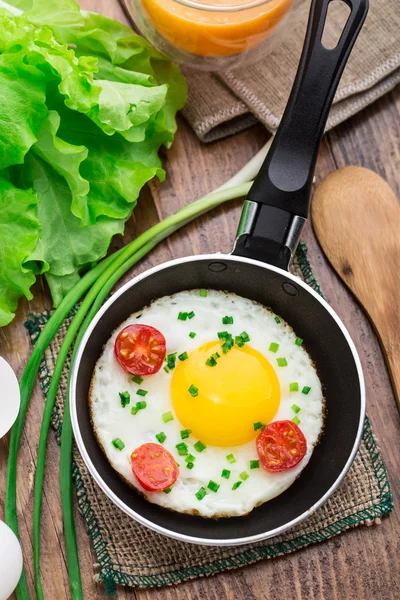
312 167 400 411
0 0 399 598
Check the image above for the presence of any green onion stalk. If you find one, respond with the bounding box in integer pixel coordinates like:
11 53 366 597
8 136 273 600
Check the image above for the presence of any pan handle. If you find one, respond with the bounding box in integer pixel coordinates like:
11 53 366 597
232 0 368 270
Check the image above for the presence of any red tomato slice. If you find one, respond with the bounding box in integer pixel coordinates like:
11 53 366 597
256 420 307 472
114 324 166 376
131 443 179 492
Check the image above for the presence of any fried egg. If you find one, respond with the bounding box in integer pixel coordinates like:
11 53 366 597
90 290 324 518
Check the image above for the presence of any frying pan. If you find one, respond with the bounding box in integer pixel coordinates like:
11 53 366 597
71 0 369 545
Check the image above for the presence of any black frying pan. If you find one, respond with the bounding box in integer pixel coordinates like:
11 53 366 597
71 0 368 545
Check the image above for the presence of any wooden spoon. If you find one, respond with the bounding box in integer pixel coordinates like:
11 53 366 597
311 166 400 411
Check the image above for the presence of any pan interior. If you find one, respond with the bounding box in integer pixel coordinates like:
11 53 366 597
73 257 362 542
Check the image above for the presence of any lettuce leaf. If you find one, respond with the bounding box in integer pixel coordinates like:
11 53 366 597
0 178 40 326
0 0 186 322
54 105 165 225
0 40 47 168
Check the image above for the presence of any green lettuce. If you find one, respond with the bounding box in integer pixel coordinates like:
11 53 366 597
0 178 40 325
0 0 186 324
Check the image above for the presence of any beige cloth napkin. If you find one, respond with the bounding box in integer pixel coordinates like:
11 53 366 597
182 0 400 141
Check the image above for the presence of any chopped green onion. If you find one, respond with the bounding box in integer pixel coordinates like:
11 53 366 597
235 331 250 347
136 389 148 397
292 416 301 425
274 316 281 324
132 375 143 385
232 481 242 491
112 438 125 451
240 471 249 481
212 352 220 359
162 411 174 423
131 400 147 414
164 487 173 494
155 432 166 444
269 342 279 353
207 480 220 493
218 331 229 340
302 386 312 395
166 352 177 370
221 333 234 354
185 454 195 463
200 289 208 297
176 442 188 456
187 311 195 320
206 356 217 367
226 453 236 464
178 312 188 320
188 384 199 397
163 365 170 374
253 421 264 431
222 316 234 324
222 338 234 353
189 331 197 339
295 337 303 346
277 357 288 367
289 382 299 392
119 391 130 408
250 460 260 469
291 404 301 414
221 469 231 479
195 487 207 500
178 351 189 361
194 440 206 453
235 335 244 348
180 429 192 439
186 462 194 470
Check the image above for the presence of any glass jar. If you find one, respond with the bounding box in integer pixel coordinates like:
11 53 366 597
121 0 306 71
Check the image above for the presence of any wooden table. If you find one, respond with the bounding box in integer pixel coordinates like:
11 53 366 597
1 1 399 598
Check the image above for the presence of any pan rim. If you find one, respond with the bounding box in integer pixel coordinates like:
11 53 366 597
70 253 366 546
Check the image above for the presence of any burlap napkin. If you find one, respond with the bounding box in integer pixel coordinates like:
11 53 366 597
25 243 393 594
180 0 400 141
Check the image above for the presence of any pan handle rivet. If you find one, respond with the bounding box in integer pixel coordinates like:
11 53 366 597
282 282 299 296
208 262 227 272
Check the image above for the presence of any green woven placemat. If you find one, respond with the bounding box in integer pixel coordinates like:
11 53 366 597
25 242 393 594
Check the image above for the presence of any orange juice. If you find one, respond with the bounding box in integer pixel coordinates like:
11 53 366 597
140 0 294 57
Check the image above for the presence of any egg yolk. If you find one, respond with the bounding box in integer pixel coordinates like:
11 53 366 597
171 341 280 447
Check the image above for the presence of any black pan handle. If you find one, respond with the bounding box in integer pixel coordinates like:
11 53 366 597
233 0 369 270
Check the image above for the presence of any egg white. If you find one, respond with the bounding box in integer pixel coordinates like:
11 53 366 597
90 290 324 518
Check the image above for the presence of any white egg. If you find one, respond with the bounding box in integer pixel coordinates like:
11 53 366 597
90 290 324 518
0 520 23 600
0 357 20 438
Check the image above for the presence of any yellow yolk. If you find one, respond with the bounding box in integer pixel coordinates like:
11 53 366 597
171 341 280 447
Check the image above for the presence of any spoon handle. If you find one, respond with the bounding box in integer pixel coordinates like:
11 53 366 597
312 166 400 413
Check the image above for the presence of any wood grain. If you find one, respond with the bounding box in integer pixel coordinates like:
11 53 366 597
0 1 399 599
312 166 400 410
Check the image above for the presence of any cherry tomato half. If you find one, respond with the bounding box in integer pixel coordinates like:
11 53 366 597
114 324 166 376
131 443 179 492
256 420 307 472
